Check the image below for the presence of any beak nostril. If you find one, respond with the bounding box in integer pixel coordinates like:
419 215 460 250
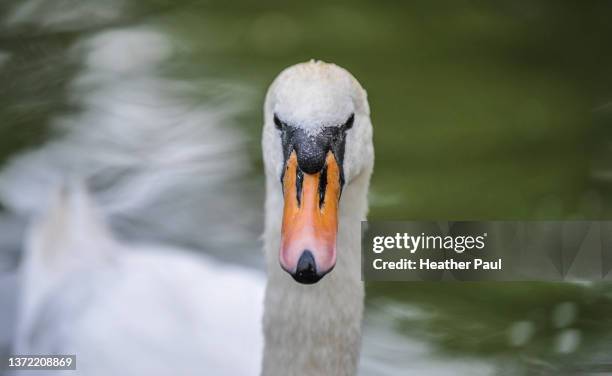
295 169 304 207
318 165 328 209
292 250 321 284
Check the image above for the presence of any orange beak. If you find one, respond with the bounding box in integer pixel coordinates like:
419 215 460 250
280 150 341 284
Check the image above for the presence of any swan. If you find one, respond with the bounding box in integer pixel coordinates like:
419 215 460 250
261 61 374 375
11 183 265 376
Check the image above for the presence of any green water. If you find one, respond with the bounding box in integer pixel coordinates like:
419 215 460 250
2 1 612 374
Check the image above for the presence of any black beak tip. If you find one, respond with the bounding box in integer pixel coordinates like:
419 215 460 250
291 250 323 284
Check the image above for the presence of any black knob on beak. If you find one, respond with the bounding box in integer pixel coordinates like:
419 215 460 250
294 140 327 174
292 250 321 284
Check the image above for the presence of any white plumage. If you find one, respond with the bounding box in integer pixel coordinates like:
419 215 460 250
13 184 264 376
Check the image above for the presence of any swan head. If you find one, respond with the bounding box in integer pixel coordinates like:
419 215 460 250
263 60 373 284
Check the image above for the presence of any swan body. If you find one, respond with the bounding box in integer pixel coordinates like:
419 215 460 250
12 185 264 376
3 28 267 374
261 61 374 375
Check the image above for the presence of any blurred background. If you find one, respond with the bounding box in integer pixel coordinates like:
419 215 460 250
1 0 612 374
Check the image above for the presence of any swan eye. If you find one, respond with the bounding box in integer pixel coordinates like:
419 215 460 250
274 114 284 130
343 113 354 130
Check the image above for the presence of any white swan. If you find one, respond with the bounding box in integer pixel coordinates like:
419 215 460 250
11 183 265 376
261 61 373 375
